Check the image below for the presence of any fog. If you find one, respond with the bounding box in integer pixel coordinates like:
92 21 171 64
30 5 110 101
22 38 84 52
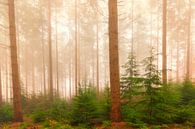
0 0 194 100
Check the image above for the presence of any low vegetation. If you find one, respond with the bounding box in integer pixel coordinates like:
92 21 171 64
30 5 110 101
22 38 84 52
1 53 195 129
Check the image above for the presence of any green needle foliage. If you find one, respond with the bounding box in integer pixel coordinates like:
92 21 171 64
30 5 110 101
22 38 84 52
121 48 186 125
70 88 99 126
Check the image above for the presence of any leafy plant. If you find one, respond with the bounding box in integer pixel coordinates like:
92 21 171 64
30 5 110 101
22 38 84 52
0 104 13 123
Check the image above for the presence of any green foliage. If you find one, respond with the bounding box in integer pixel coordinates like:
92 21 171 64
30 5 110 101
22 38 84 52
121 53 141 100
70 88 100 126
27 95 51 123
0 104 13 123
122 104 143 124
24 94 69 123
19 122 29 129
176 81 195 124
49 99 69 122
102 120 111 128
98 86 111 121
121 49 180 125
122 53 139 77
180 81 195 105
31 109 47 123
20 85 111 127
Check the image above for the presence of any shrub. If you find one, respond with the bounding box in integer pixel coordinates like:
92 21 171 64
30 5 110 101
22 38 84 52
49 99 69 122
31 109 48 123
180 81 195 105
98 86 111 121
102 120 111 128
176 81 195 124
0 104 13 123
70 88 100 126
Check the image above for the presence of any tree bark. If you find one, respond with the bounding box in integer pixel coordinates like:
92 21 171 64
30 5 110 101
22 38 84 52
0 67 2 106
48 0 53 100
162 0 167 84
186 3 191 80
40 2 46 95
131 0 134 54
75 0 78 95
8 0 23 122
108 0 121 122
69 45 72 99
6 53 9 102
96 0 99 94
55 1 59 94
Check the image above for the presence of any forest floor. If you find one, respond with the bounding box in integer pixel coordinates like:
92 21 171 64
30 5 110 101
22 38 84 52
3 120 195 129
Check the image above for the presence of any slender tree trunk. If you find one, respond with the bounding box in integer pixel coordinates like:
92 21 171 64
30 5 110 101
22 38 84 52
75 0 78 95
41 30 46 95
170 41 173 81
6 52 9 102
92 52 95 86
131 0 134 54
78 13 81 87
96 0 99 94
0 67 2 106
8 0 23 122
186 3 191 80
40 3 46 96
156 2 159 72
32 61 35 95
55 1 59 94
162 0 167 84
176 40 179 82
108 0 121 122
48 0 53 100
69 45 72 99
25 47 28 96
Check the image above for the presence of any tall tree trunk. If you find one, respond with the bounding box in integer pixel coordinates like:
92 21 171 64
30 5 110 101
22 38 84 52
41 29 46 95
8 0 23 122
25 46 28 96
55 1 59 94
176 40 179 82
69 45 72 99
32 61 35 95
96 0 99 94
162 0 167 84
156 1 159 72
6 52 9 102
75 0 78 95
108 0 121 122
48 0 53 100
40 2 46 95
0 67 2 106
131 0 134 54
186 3 191 80
77 1 81 90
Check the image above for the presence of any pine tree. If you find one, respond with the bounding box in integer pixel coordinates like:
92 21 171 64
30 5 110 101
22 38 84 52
142 48 161 122
121 53 140 101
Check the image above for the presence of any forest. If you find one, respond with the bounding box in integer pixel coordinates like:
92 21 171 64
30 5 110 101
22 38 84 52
0 0 195 129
